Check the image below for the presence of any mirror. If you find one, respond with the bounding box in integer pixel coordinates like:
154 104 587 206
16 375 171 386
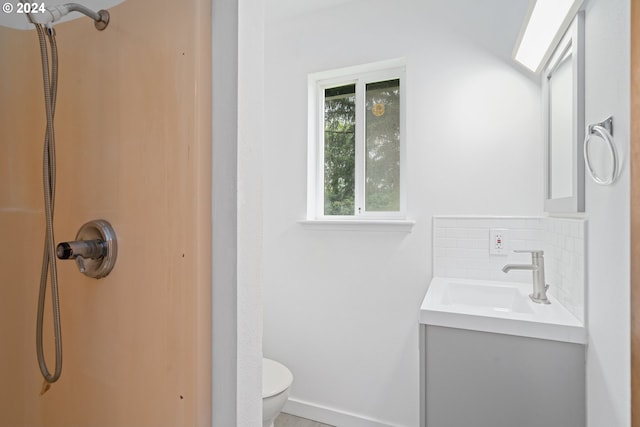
549 51 573 199
543 12 584 213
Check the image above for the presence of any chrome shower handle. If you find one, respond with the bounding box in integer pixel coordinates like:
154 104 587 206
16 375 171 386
57 239 107 260
57 239 107 273
56 220 117 279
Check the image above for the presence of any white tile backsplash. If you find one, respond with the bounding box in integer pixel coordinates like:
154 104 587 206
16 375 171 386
433 216 586 323
542 218 586 323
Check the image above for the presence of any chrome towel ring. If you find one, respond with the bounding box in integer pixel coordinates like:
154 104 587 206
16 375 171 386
584 116 618 185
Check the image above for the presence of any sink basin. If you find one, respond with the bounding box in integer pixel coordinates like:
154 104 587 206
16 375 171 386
441 281 534 314
420 277 586 344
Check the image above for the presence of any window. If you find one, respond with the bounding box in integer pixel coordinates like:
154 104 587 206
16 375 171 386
308 61 406 220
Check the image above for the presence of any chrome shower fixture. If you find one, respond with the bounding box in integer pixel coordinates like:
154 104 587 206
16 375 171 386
30 2 112 388
29 3 110 30
56 219 118 279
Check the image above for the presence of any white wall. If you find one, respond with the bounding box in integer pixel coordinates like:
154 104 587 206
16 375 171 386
238 0 265 425
212 0 264 425
583 0 631 425
212 0 239 424
262 1 542 425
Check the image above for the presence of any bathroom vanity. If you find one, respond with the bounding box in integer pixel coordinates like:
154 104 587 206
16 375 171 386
419 277 586 427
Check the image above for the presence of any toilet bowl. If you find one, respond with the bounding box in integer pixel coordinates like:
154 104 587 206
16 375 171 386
262 358 293 427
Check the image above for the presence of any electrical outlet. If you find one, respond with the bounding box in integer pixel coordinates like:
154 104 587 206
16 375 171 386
490 228 508 255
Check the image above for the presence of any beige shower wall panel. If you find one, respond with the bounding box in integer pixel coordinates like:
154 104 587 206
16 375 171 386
0 28 44 211
0 25 49 427
0 0 212 426
0 212 44 427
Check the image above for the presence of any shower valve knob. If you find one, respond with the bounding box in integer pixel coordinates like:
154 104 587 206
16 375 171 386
56 220 117 279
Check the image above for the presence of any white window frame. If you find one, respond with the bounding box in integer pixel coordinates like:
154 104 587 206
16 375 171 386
306 59 407 221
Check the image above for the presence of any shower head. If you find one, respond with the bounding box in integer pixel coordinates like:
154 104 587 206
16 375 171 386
0 0 122 30
29 3 110 30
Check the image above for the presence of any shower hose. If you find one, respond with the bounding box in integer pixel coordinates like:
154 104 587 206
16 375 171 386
33 22 63 386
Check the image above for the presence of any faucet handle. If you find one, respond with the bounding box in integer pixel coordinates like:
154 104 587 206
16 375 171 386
514 249 544 260
514 249 544 255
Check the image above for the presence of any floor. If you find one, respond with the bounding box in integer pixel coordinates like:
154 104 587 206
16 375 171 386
275 413 334 427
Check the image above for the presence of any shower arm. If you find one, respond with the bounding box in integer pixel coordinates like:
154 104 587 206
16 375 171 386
29 3 110 30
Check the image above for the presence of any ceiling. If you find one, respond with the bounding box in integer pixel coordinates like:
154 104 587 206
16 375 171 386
265 0 360 22
265 0 532 63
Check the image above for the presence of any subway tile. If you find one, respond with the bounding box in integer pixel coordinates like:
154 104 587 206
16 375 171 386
440 248 458 258
465 228 489 239
445 228 459 238
435 238 457 249
466 268 492 279
564 236 574 251
511 229 537 241
511 219 529 229
464 257 492 269
434 227 448 238
455 218 487 229
451 228 468 239
446 267 465 278
434 218 458 228
457 251 480 261
457 239 485 249
569 222 580 238
526 218 544 229
473 239 489 249
432 216 585 323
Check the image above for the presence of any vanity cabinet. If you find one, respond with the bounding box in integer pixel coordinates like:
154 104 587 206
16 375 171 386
419 325 585 427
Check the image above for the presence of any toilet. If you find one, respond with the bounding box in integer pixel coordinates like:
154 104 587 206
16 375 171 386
262 358 294 427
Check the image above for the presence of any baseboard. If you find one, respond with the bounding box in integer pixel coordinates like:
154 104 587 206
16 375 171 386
283 397 408 427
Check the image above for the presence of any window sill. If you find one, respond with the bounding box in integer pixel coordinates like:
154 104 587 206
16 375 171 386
298 219 415 232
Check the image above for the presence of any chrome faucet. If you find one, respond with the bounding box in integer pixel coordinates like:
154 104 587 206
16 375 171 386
502 250 550 304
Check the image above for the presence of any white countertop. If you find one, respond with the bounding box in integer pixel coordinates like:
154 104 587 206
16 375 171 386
420 277 587 344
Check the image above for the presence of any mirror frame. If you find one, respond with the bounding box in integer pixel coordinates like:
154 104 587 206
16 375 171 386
543 12 585 213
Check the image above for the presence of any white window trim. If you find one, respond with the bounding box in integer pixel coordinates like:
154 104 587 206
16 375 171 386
297 218 415 232
306 58 408 223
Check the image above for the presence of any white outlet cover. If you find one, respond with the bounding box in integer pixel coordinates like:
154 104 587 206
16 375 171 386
490 228 509 255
